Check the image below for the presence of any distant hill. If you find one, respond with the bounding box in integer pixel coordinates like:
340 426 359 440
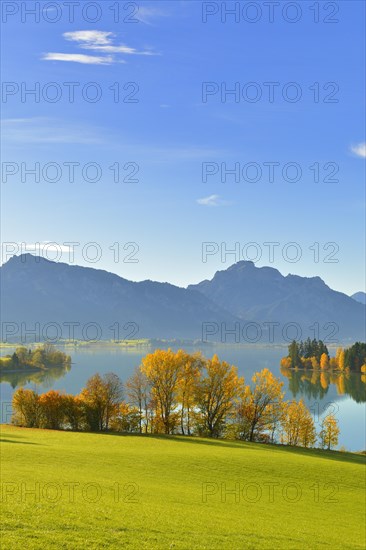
351 292 366 305
188 261 366 342
0 254 236 342
1 255 365 343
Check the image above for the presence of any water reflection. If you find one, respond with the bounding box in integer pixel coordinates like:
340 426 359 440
281 367 366 403
0 363 71 390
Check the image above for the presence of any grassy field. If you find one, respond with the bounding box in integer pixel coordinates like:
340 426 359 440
1 425 365 549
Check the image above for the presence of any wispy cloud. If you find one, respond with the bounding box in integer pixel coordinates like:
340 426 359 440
43 30 157 64
64 30 112 46
197 195 228 207
42 53 115 65
2 118 103 145
16 242 74 255
136 6 169 25
2 118 230 158
64 30 156 55
350 142 366 158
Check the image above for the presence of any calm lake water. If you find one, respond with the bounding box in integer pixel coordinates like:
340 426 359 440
1 344 365 451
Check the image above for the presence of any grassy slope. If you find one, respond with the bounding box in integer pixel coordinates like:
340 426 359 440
1 425 365 550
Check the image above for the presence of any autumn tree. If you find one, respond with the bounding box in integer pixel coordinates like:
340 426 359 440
336 348 345 371
320 353 329 370
80 373 123 431
299 406 316 448
12 388 41 427
141 349 182 434
126 366 151 433
110 402 140 433
39 390 65 429
176 351 203 435
239 369 284 442
280 356 292 369
282 400 305 446
31 348 45 369
194 354 244 438
281 399 316 448
267 401 286 444
62 394 83 430
14 347 30 365
319 414 340 450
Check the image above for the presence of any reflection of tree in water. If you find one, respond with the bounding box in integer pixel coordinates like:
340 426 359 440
281 367 366 403
0 364 71 390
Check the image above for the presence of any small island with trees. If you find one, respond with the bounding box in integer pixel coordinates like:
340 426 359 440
281 339 366 373
0 344 71 373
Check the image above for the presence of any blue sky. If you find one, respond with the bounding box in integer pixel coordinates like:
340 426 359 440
1 0 365 294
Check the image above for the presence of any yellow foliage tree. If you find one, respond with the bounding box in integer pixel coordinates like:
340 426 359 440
126 366 151 433
337 349 345 371
12 388 40 428
319 414 340 450
39 390 65 430
110 402 140 433
80 372 123 431
141 349 182 434
176 351 203 435
280 356 292 369
281 399 315 447
329 357 338 369
195 354 244 438
320 353 329 370
62 394 83 430
239 369 284 442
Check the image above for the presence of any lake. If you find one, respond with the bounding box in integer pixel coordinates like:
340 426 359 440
1 344 365 451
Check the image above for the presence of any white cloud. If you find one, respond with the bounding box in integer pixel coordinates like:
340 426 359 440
42 53 114 65
64 30 113 45
17 242 74 255
350 142 366 158
82 44 156 56
197 195 225 207
44 30 158 63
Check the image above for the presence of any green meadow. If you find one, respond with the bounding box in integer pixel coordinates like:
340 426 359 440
1 425 365 549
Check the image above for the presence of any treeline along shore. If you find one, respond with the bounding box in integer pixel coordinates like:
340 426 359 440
11 348 345 451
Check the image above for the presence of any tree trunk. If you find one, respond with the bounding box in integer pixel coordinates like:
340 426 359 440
249 423 255 442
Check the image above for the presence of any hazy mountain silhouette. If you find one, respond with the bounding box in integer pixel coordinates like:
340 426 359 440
1 256 365 343
188 261 366 342
0 254 236 341
351 292 366 305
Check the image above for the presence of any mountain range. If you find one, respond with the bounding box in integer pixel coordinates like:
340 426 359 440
1 254 365 343
351 292 366 305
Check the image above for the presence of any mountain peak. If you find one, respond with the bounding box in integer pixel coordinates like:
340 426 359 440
3 253 50 266
218 261 283 280
228 260 255 270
